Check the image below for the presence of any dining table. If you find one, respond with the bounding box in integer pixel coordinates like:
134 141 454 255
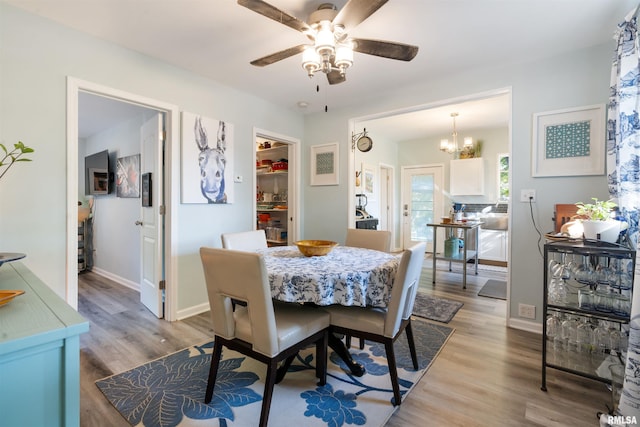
257 245 400 376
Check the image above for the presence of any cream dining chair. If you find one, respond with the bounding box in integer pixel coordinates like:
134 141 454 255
221 229 268 251
343 228 393 348
324 241 426 406
200 247 330 427
345 228 391 252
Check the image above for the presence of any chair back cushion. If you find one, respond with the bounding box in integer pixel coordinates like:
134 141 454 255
221 230 268 251
345 228 391 252
383 242 426 337
200 247 278 355
400 242 426 320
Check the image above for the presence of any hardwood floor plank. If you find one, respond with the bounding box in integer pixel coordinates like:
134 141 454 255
78 261 610 427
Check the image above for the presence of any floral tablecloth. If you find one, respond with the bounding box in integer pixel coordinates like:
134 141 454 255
258 246 400 308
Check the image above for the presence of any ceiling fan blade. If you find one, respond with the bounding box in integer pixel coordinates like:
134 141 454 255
352 38 419 61
327 70 346 85
333 0 388 31
238 0 310 34
250 44 307 67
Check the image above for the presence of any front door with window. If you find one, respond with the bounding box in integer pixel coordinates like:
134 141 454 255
401 165 444 251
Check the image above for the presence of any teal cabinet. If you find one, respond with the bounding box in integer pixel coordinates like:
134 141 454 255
0 262 89 427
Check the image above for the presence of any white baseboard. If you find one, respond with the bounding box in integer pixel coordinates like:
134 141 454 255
91 267 140 292
177 302 210 321
508 317 542 334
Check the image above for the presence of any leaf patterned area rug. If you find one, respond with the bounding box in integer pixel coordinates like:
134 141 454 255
96 319 453 427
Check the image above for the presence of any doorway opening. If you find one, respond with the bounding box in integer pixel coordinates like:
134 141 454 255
66 77 180 321
348 88 512 310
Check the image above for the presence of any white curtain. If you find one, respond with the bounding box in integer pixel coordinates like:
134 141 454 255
608 5 640 418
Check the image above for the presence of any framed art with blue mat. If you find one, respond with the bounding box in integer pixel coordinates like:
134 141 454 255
96 319 453 427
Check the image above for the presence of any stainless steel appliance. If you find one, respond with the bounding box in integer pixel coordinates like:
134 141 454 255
355 193 378 229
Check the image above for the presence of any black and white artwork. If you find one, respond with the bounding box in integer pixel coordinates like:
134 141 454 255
181 112 234 204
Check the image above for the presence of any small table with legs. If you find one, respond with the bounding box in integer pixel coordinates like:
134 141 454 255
427 222 481 289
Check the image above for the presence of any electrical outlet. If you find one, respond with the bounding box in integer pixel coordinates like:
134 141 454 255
520 189 536 203
518 303 536 319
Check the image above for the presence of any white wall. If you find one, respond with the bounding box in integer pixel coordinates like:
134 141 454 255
0 4 304 316
302 45 612 328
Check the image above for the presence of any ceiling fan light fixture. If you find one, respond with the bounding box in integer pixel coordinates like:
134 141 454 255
239 0 419 86
315 21 335 57
335 42 354 75
302 45 321 77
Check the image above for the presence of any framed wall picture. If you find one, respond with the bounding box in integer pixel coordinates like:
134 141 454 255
181 112 234 204
362 163 375 199
116 154 140 198
532 104 605 177
142 173 152 207
310 143 339 186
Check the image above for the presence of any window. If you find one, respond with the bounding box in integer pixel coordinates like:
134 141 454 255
498 153 509 201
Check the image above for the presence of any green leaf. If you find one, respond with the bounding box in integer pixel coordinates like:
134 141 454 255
0 144 6 155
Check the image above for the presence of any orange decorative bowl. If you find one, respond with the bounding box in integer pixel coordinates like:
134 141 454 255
0 290 25 307
294 240 338 257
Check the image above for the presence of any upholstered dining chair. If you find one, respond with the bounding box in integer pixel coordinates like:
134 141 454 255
221 229 268 251
324 241 426 406
345 228 392 252
199 247 330 427
343 228 393 348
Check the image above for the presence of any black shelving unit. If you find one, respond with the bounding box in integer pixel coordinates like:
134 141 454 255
541 239 635 391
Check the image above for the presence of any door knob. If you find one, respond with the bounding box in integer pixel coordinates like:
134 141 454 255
135 220 143 226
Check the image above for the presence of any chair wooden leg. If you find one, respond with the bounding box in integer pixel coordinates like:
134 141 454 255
315 331 328 386
359 338 365 349
384 340 402 406
275 354 296 384
205 340 223 403
259 360 278 427
404 320 419 370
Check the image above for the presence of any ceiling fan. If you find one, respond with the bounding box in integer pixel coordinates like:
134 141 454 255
238 0 419 85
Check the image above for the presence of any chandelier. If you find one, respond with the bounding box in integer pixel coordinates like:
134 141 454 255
439 112 473 156
301 6 353 79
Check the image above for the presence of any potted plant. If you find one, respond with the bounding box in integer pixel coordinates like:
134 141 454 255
575 198 621 242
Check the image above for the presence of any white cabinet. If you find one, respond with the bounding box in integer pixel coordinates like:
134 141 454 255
256 143 289 246
479 228 507 262
450 158 484 195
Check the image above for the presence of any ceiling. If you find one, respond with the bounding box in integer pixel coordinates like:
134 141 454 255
9 0 636 140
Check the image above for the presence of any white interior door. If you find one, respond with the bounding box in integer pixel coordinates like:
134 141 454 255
140 113 164 318
401 165 444 251
379 165 394 244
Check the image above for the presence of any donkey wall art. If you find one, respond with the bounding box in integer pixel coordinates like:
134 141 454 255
181 112 234 204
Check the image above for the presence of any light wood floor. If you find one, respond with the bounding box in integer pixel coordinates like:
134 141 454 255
78 259 610 427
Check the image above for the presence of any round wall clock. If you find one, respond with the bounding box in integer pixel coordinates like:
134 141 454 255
357 136 373 152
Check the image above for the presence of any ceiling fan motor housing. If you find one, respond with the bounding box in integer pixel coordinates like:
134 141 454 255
309 4 338 28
